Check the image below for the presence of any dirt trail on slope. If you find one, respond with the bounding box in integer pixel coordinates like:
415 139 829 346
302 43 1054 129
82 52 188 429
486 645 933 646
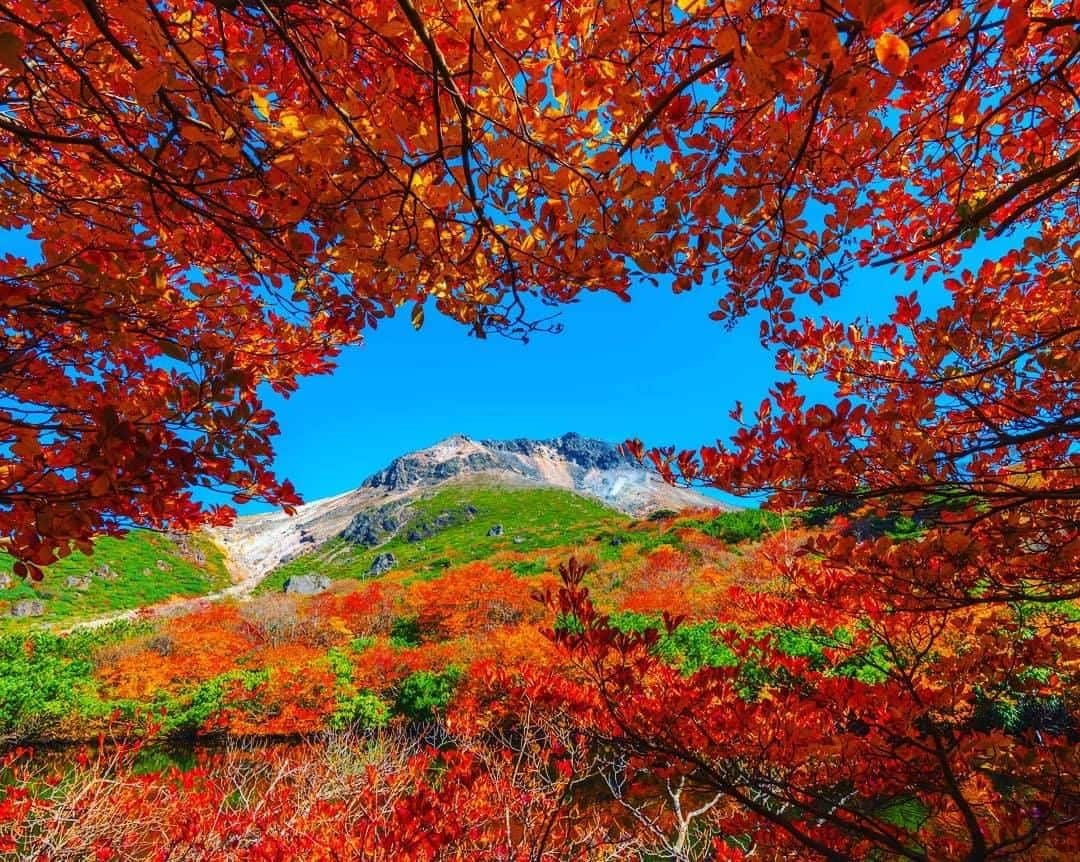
60 557 266 634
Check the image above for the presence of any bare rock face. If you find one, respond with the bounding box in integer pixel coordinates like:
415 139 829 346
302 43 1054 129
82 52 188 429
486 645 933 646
283 574 331 595
94 564 117 581
342 501 411 547
11 599 45 617
368 553 396 577
355 432 719 517
214 432 725 580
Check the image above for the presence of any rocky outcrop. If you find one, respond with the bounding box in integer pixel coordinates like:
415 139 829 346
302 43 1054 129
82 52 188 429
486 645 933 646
94 563 117 581
362 442 538 492
368 553 396 576
487 524 504 537
342 501 411 547
486 432 634 472
283 574 330 595
216 432 725 581
11 599 44 617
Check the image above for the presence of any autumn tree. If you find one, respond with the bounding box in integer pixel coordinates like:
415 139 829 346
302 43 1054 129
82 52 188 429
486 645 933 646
6 1 1075 566
523 0 1078 857
2 2 1077 852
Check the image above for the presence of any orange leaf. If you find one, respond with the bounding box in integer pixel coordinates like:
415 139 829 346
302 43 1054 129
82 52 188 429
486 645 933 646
875 32 910 76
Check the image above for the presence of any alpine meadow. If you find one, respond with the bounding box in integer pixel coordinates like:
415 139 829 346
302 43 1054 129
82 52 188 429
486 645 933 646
0 1 1077 860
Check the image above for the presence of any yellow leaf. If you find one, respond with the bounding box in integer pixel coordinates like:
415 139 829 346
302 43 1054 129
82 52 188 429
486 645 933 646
875 32 910 76
280 111 306 138
253 91 270 119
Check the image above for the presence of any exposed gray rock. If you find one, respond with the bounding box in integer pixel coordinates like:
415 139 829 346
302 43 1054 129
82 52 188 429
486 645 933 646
485 431 635 472
368 553 396 576
65 576 91 590
364 451 521 490
487 524 504 537
0 573 13 590
155 559 170 572
513 536 525 545
94 563 117 581
342 501 410 547
11 599 44 617
167 532 207 565
283 574 331 595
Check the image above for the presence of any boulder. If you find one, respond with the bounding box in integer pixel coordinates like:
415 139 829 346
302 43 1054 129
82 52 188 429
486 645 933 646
11 599 44 617
155 559 170 571
368 552 396 576
513 536 526 545
282 574 331 596
94 563 117 581
65 575 91 590
487 524 504 537
0 572 13 590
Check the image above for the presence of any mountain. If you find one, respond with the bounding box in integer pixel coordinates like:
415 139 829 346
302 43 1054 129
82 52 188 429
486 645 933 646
214 433 722 579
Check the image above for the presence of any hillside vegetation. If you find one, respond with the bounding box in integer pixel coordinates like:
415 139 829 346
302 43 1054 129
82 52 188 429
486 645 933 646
0 493 765 743
261 484 631 592
0 532 230 633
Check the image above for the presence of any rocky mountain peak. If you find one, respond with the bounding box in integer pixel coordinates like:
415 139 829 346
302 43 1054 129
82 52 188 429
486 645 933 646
217 432 723 580
359 432 640 493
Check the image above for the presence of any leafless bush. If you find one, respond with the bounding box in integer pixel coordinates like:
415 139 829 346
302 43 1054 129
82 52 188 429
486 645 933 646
238 594 340 648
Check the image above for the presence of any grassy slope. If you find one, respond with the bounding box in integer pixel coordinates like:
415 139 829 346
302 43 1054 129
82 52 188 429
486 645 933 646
0 531 231 633
259 484 630 593
1 492 789 742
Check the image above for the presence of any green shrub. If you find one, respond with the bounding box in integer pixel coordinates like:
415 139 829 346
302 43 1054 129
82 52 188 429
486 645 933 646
656 622 738 674
608 611 660 634
389 616 422 648
0 626 144 738
509 559 547 577
350 636 375 653
553 613 585 636
393 667 462 723
331 691 391 731
154 669 268 737
691 510 783 544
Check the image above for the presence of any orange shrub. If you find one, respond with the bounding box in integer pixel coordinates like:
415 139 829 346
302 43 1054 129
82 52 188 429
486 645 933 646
406 562 538 641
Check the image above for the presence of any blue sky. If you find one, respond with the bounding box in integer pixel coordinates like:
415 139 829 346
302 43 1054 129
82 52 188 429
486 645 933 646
244 271 910 511
3 226 952 513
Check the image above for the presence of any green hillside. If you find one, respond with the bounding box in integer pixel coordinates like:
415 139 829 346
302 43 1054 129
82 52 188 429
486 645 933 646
259 484 630 592
0 531 230 633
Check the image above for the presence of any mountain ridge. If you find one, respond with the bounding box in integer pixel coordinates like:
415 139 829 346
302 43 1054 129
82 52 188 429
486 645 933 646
213 432 723 580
